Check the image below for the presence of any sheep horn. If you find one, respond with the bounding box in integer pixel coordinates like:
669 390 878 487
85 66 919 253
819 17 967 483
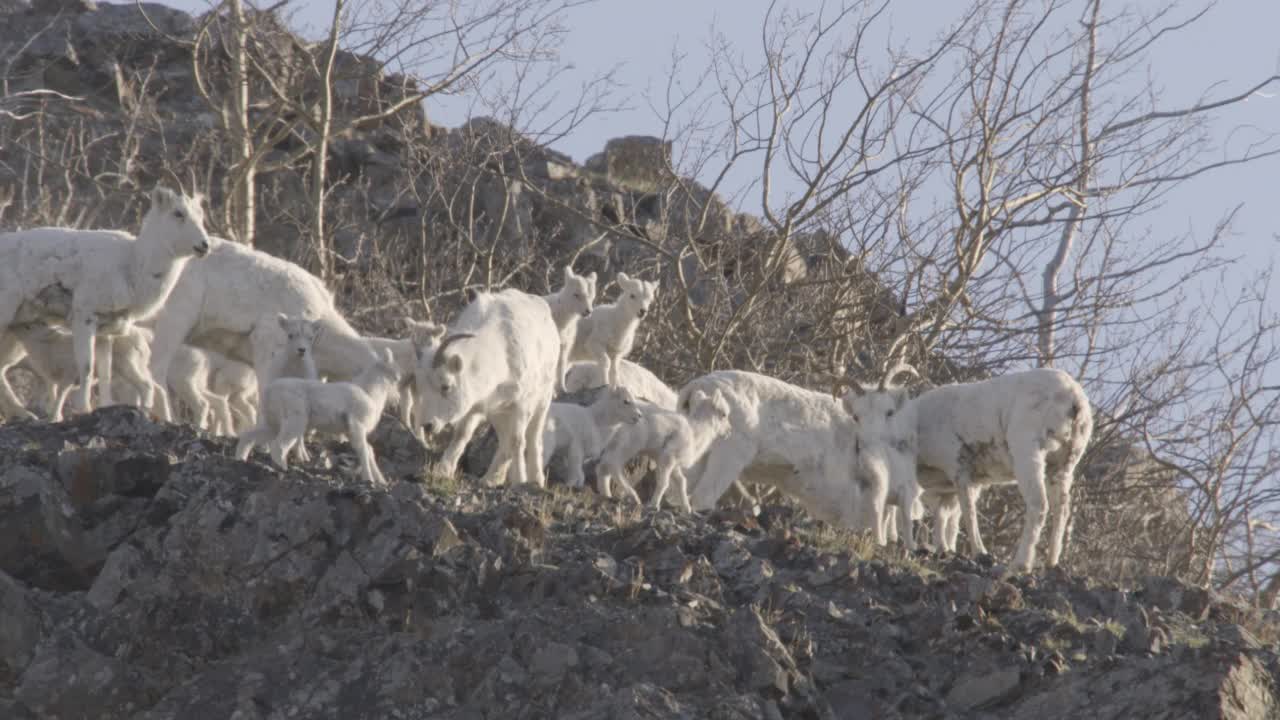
431 333 475 369
878 360 919 391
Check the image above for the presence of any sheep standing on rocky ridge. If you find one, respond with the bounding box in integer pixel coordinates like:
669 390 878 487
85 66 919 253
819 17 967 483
543 266 597 393
541 385 643 488
0 323 169 422
236 347 402 486
597 387 733 511
676 370 871 527
0 186 211 417
570 273 657 389
146 239 379 416
414 289 559 487
366 318 442 443
850 367 1093 571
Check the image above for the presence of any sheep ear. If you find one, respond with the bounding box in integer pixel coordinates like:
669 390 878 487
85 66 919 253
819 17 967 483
150 186 175 209
381 347 395 365
617 272 631 285
277 313 290 331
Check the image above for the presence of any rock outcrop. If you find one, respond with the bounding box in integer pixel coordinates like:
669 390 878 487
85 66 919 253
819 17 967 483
0 408 1276 719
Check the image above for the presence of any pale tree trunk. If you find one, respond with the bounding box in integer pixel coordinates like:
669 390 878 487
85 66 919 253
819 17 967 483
313 0 343 280
225 0 256 245
1037 0 1100 367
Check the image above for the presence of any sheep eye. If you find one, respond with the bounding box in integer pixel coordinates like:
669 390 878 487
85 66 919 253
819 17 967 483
853 414 860 423
173 210 185 220
886 409 895 418
440 383 451 395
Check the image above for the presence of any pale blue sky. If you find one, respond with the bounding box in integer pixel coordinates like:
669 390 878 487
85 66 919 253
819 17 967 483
163 0 1279 271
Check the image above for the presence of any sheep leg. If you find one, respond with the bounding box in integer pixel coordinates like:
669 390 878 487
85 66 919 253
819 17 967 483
207 392 234 436
51 386 73 422
672 465 694 513
604 351 620 389
483 413 519 487
70 313 98 415
235 423 274 461
1047 440 1087 568
565 434 586 489
436 410 483 477
956 470 989 557
524 398 551 487
172 375 210 430
350 423 385 486
1012 450 1050 572
688 438 752 511
0 333 36 420
650 458 677 509
898 486 921 552
151 383 173 422
273 412 308 471
95 334 115 407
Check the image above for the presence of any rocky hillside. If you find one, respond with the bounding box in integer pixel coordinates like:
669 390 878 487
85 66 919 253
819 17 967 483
1 408 1277 719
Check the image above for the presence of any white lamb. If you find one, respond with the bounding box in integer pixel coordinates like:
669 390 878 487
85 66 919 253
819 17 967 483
167 344 263 435
541 386 643 488
569 273 657 388
414 289 559 487
677 371 888 535
851 368 1094 571
563 358 678 410
597 387 733 511
146 238 378 414
0 323 170 421
365 317 441 443
235 347 402 486
543 266 597 392
0 186 211 415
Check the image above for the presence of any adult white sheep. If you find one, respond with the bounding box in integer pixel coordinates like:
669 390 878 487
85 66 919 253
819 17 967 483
563 358 677 409
677 371 878 533
146 238 378 412
235 347 402 486
839 370 921 549
849 368 1093 571
0 186 211 415
569 273 657 388
597 387 733 511
541 385 643 488
414 289 559 487
543 266 597 393
0 323 170 421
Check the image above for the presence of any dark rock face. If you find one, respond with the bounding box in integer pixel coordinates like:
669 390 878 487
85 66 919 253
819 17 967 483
0 408 1278 719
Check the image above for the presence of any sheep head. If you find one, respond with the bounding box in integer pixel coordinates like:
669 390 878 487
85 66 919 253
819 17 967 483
414 332 477 433
593 385 643 426
561 266 598 318
145 185 212 258
615 272 658 319
277 314 322 361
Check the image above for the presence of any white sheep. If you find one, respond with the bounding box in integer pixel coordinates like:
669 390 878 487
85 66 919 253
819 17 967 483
849 368 1094 571
207 353 259 432
235 347 402 486
840 375 920 549
365 317 442 443
677 371 878 532
167 345 245 434
543 266 597 393
146 238 378 415
0 323 170 422
541 385 643 488
414 289 559 487
569 273 657 388
597 387 733 511
563 358 678 410
0 186 211 416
